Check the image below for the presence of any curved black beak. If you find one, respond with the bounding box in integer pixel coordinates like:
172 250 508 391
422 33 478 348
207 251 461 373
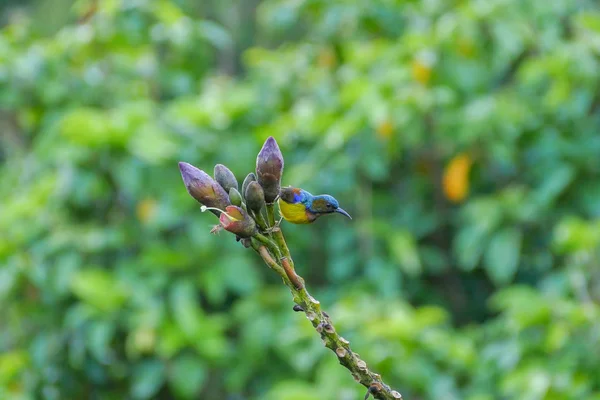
335 207 352 219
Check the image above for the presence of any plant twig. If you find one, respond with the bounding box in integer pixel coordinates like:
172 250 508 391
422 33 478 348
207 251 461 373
253 225 403 400
254 232 282 259
179 138 402 398
252 242 286 278
272 227 292 261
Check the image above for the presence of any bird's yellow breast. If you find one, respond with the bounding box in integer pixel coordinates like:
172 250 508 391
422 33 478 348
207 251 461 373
278 199 312 224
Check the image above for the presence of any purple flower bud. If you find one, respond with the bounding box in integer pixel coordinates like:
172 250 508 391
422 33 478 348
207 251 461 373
241 173 256 201
256 136 284 203
214 164 238 193
245 181 266 213
179 162 230 215
219 206 257 238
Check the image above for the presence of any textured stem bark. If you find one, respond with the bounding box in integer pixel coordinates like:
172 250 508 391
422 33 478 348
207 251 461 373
253 228 403 400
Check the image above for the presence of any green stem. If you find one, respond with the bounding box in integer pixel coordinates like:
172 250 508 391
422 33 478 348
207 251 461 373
266 203 276 227
272 229 292 263
252 209 268 230
254 232 282 259
251 239 287 278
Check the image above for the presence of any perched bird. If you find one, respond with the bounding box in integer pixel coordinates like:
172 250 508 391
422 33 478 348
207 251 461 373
278 187 352 224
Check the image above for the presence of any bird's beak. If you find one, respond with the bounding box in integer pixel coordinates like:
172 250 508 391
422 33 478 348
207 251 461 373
335 208 352 219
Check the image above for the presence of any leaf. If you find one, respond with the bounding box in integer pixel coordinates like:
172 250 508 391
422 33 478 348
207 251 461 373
131 360 165 399
577 12 600 33
198 21 233 50
464 198 503 234
0 351 28 383
532 164 575 207
86 321 115 364
443 153 472 203
168 354 207 399
484 228 522 285
60 108 130 147
389 230 422 276
453 226 487 271
70 268 128 312
128 124 178 164
553 217 600 253
170 281 204 336
265 381 322 400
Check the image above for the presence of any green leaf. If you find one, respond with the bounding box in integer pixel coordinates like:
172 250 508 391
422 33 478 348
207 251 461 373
60 108 130 147
170 281 204 336
389 230 422 276
199 21 233 50
70 268 128 312
0 351 28 383
532 164 575 207
128 123 178 164
484 228 522 285
86 321 115 364
453 226 487 271
168 354 207 399
465 198 503 234
577 12 600 33
553 217 600 253
265 381 322 400
131 360 165 399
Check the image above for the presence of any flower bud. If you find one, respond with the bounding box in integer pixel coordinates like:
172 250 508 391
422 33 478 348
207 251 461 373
245 181 266 214
219 206 257 238
179 162 230 215
229 188 243 207
256 136 284 203
214 164 238 193
241 172 256 201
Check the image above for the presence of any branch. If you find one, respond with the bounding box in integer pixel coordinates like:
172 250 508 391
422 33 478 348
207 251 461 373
179 138 403 399
253 208 403 400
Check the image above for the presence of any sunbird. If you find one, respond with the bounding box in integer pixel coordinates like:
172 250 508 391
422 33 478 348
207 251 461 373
278 187 352 224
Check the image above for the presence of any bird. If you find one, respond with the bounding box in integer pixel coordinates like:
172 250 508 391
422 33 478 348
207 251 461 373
278 187 352 224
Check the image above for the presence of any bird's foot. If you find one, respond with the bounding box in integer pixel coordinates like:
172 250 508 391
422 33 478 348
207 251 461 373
262 217 283 234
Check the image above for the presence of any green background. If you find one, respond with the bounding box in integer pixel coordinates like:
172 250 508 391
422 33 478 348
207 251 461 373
1 0 600 399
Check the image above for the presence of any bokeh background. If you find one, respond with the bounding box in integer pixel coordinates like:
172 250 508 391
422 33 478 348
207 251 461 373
2 0 600 399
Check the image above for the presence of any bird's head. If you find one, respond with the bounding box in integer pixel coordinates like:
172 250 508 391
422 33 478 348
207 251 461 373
309 194 352 219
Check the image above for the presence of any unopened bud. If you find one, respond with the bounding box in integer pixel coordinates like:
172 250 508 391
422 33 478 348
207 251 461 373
179 162 230 215
241 173 256 201
214 164 238 193
229 188 243 207
245 181 266 213
256 137 284 203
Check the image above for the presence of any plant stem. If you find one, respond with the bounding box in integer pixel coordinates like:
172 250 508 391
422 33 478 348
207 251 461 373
281 257 304 290
266 203 276 227
252 242 287 280
254 233 282 259
253 228 403 400
272 228 291 261
252 209 269 230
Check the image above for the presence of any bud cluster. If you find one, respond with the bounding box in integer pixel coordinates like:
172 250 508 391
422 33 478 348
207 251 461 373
178 136 284 240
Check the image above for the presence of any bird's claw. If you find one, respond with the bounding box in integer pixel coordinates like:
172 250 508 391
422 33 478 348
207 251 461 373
262 217 283 234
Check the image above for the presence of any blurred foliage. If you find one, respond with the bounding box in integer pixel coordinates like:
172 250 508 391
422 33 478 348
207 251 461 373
1 0 600 399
